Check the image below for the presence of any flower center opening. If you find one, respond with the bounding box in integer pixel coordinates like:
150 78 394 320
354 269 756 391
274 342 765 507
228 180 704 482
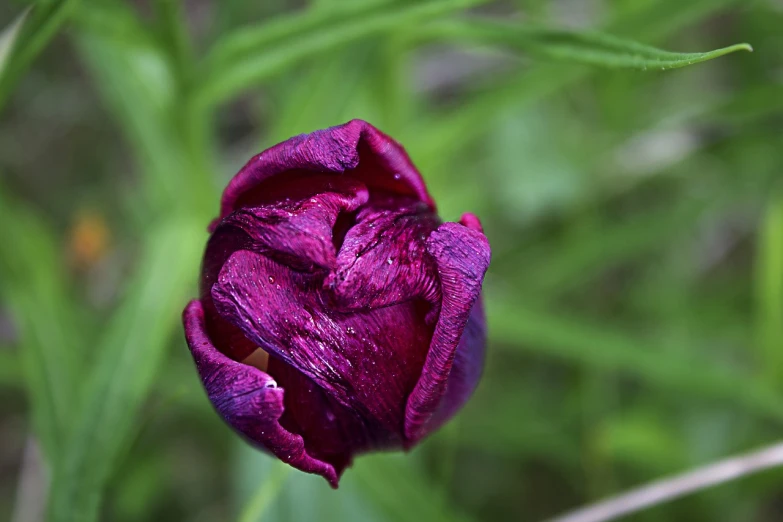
242 347 270 372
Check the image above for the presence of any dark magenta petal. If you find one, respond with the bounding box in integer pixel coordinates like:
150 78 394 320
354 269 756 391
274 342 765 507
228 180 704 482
269 357 384 475
404 217 491 442
211 249 432 434
182 300 339 486
326 200 440 311
220 176 369 271
211 120 435 231
187 120 492 482
419 298 486 433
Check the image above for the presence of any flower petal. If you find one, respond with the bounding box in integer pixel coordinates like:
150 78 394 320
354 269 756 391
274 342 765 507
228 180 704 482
404 218 491 443
268 356 381 474
199 177 371 361
212 120 434 231
326 200 440 311
183 300 339 487
219 176 368 271
421 298 486 432
211 250 432 434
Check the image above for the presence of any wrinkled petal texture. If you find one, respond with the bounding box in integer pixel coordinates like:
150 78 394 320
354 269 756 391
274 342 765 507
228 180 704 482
211 119 435 231
184 120 491 487
183 300 339 486
405 217 491 442
211 248 434 437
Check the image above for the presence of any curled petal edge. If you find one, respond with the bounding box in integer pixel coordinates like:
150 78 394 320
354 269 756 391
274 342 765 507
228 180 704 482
404 215 491 443
414 298 486 437
183 299 339 487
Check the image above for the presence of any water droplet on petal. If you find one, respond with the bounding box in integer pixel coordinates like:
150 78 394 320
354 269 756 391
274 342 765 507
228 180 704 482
387 257 393 265
268 276 275 284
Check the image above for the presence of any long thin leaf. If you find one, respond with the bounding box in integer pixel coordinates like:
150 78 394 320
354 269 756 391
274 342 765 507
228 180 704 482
404 0 744 173
755 195 783 388
489 299 783 422
233 444 383 522
352 453 475 522
153 0 195 91
0 8 30 76
504 199 705 298
75 28 213 217
425 20 751 70
0 186 78 464
237 462 290 522
203 0 393 70
47 218 203 522
266 46 382 143
196 0 487 107
0 0 81 111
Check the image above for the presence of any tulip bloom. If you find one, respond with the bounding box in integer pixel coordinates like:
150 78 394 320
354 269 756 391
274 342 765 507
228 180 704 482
183 120 490 487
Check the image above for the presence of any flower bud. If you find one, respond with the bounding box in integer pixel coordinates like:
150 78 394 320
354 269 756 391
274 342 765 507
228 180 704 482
183 120 490 487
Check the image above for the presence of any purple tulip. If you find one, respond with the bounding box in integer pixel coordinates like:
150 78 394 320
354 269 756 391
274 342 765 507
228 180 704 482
183 120 490 487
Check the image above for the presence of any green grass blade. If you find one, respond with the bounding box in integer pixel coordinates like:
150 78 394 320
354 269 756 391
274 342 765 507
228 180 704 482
233 443 384 522
507 201 705 298
46 218 203 522
0 8 30 76
352 453 474 522
153 0 195 90
405 0 744 173
72 1 217 216
708 83 783 125
489 298 783 422
0 186 78 464
74 27 213 216
266 46 382 143
196 0 488 107
425 20 752 70
237 462 290 522
204 0 393 70
755 195 783 388
0 0 81 111
76 32 182 213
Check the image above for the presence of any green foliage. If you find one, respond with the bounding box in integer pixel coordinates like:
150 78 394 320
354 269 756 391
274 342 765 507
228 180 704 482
0 0 81 111
237 462 291 522
196 0 489 107
756 196 783 389
0 8 29 77
424 20 751 70
0 185 79 463
47 220 203 522
0 0 778 521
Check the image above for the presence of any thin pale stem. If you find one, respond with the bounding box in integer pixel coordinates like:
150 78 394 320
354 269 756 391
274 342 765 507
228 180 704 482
546 440 783 522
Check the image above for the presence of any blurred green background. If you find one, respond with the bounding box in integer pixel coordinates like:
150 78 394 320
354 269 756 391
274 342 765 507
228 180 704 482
0 0 781 521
